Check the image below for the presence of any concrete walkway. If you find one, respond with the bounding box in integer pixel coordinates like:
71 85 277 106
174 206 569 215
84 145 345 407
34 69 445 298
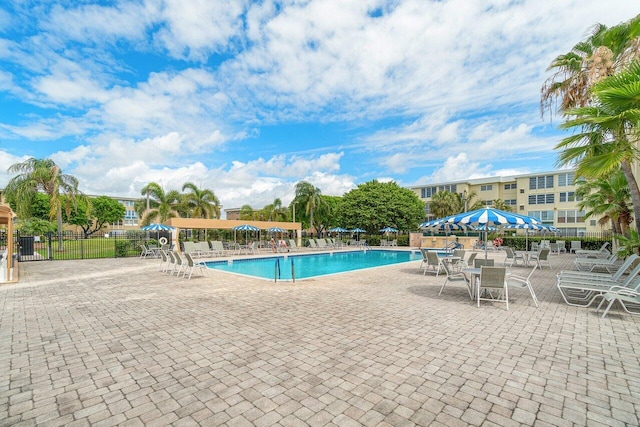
1 251 639 426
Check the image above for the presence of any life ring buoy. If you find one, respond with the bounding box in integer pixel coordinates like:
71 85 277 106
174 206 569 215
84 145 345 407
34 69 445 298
159 237 168 245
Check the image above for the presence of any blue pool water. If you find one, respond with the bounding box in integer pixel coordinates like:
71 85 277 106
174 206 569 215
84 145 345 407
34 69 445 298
203 250 422 280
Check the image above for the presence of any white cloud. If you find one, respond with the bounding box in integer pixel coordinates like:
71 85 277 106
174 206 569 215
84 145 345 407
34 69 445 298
155 0 248 59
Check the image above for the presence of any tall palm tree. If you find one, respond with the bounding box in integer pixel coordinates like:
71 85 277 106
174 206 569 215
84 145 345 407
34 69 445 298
556 61 640 235
577 170 633 235
5 158 83 251
491 199 512 212
239 204 256 220
181 182 220 219
541 14 640 118
429 191 460 218
139 182 181 225
293 181 325 235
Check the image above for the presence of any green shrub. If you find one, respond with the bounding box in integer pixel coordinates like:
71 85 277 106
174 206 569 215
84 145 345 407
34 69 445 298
115 240 130 257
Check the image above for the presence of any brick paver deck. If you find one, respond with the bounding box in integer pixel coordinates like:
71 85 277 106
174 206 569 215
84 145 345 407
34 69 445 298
1 250 639 426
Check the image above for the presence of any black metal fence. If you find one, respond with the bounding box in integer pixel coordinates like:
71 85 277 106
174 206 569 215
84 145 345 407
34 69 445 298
13 231 170 262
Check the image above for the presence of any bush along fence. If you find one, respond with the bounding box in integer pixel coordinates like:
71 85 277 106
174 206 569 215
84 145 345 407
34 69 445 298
13 230 168 261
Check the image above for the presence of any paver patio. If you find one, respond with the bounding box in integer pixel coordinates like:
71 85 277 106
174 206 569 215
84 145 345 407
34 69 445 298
1 250 640 426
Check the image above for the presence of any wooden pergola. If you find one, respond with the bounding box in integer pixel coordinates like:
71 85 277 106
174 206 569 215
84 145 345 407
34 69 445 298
165 218 303 250
0 203 16 283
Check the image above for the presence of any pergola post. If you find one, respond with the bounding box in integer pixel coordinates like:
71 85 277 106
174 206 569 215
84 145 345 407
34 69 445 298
0 204 16 283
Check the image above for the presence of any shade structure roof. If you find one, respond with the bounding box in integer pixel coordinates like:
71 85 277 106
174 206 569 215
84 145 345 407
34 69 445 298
350 228 366 233
141 223 175 231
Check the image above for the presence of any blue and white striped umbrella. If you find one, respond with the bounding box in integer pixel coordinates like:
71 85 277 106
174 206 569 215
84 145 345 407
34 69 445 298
419 220 466 230
430 208 541 258
232 224 260 231
266 227 287 233
431 207 541 228
503 223 557 231
141 223 175 231
504 223 558 250
328 227 349 233
350 228 366 233
380 227 399 233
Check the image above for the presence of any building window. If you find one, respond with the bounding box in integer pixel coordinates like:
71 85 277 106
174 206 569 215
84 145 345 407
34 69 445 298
557 210 586 223
558 172 575 187
504 199 517 205
480 184 493 191
504 183 517 190
559 191 581 202
528 194 554 204
529 175 554 189
484 200 493 206
421 186 438 198
528 210 554 224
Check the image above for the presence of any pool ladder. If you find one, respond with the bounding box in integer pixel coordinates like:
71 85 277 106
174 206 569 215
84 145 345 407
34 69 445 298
274 258 296 283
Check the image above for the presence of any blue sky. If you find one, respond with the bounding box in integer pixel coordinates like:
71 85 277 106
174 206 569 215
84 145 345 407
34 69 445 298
0 1 638 214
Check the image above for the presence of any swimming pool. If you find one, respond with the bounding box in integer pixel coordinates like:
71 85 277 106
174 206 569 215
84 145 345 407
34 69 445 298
203 250 422 280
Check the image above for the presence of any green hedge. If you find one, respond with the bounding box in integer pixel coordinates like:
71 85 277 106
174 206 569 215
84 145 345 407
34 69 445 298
499 236 610 251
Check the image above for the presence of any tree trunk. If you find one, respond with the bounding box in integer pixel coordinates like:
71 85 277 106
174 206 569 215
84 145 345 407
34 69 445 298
620 160 640 236
56 206 64 252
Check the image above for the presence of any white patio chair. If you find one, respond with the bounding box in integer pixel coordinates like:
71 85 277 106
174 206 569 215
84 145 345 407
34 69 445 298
530 248 551 269
478 266 508 310
507 264 539 307
438 259 471 298
424 251 445 276
183 252 210 279
570 240 582 253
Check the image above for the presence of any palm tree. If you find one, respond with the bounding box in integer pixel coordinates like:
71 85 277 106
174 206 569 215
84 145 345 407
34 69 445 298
556 61 640 235
239 204 256 220
429 191 460 218
541 14 640 118
293 181 325 235
139 182 181 225
266 198 287 221
181 183 220 219
5 158 83 251
491 199 512 212
577 170 633 235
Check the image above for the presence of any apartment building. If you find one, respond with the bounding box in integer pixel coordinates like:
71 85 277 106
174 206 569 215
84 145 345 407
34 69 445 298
108 196 139 233
409 170 604 236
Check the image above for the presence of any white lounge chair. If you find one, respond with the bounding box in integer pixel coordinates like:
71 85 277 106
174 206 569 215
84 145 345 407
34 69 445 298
575 242 611 258
574 253 619 272
288 239 299 251
596 287 640 319
558 254 639 282
556 263 640 307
